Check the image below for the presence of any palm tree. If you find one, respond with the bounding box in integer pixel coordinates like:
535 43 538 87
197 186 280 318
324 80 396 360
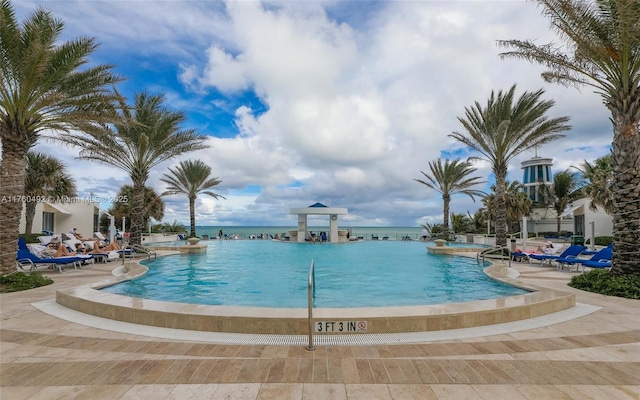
450 212 474 235
540 170 582 234
107 185 165 232
420 222 444 239
415 158 485 241
23 152 76 234
450 85 571 247
60 91 209 245
160 159 225 238
152 220 187 234
498 0 640 274
468 209 487 234
0 1 122 275
573 155 614 213
483 181 533 233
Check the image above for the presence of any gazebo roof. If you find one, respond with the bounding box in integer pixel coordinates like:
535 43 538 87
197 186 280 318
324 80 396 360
289 203 348 215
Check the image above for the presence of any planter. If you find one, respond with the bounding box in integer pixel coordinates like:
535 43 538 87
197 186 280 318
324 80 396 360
187 237 201 245
434 239 447 247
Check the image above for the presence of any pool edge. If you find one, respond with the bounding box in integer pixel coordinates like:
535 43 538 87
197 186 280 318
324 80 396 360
56 260 576 335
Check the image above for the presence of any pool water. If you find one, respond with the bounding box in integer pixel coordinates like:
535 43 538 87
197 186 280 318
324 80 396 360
102 241 529 308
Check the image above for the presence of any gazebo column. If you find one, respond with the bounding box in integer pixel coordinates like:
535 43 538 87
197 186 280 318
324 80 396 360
297 214 307 243
329 215 338 243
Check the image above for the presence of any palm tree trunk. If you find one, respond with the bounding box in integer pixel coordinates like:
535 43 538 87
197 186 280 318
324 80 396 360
25 201 36 235
494 170 508 247
556 216 561 235
610 120 640 275
189 197 196 238
0 144 27 275
129 179 146 246
442 194 450 241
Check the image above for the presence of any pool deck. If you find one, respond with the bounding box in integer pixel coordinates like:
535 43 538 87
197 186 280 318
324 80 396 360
1 255 639 399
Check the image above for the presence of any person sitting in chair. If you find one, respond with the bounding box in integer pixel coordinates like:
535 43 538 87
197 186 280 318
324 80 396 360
47 236 76 257
69 227 86 241
87 239 121 253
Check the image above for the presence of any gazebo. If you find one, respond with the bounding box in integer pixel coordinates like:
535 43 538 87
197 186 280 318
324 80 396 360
289 203 348 243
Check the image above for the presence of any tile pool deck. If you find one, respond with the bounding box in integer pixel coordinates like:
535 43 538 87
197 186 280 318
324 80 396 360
1 255 639 399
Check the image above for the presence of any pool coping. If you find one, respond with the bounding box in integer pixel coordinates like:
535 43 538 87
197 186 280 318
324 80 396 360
55 252 576 335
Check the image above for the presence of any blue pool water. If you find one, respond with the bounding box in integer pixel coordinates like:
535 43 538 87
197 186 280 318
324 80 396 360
101 241 529 308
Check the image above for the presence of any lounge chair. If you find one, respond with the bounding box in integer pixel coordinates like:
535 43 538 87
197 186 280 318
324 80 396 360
529 245 586 266
511 251 531 262
580 259 612 270
556 245 613 272
16 238 90 273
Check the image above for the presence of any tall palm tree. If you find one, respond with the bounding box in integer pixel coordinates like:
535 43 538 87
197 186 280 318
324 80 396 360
450 85 571 247
60 92 209 245
160 159 225 238
573 154 614 213
108 184 165 232
498 0 640 274
23 152 76 234
0 1 123 274
540 170 582 234
415 158 485 241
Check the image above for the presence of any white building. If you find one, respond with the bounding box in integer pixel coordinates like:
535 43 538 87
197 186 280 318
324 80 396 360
562 197 613 239
19 199 100 238
520 155 612 238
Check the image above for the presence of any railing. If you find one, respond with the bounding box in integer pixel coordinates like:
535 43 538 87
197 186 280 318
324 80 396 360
121 243 157 266
477 246 512 269
306 260 315 351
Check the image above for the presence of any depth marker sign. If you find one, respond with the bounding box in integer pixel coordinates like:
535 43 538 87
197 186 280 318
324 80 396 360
315 321 367 333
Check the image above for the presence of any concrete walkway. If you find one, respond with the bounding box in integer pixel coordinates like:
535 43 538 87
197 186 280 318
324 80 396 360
1 259 639 399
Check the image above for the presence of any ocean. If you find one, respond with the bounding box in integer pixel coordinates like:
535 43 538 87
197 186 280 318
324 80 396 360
193 226 425 241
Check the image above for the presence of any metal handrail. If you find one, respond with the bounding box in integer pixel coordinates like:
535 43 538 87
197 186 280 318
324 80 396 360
121 243 157 266
477 246 512 269
306 260 315 351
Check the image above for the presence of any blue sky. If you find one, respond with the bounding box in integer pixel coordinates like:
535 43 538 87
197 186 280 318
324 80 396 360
17 0 612 227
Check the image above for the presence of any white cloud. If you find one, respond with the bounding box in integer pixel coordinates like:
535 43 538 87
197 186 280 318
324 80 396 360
18 0 615 227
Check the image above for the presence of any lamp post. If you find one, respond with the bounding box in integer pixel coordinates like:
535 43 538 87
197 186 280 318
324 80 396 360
103 211 116 244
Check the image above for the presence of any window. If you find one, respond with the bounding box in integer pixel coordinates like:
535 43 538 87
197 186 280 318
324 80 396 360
574 214 585 235
93 213 99 234
42 212 54 233
529 186 536 201
524 168 530 184
537 165 544 183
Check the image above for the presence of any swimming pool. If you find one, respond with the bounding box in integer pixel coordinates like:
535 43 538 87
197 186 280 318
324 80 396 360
102 240 529 308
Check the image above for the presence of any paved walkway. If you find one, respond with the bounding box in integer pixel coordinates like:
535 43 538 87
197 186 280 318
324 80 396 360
1 260 639 399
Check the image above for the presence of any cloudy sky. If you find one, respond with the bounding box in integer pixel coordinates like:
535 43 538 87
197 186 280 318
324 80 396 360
16 0 612 228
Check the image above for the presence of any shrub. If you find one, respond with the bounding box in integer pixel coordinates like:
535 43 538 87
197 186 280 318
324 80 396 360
569 269 640 299
19 233 42 244
595 236 613 246
0 272 53 293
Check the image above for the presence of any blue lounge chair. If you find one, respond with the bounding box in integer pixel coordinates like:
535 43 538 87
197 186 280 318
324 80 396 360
529 245 587 266
557 245 613 272
16 248 88 273
17 237 93 272
580 259 612 270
